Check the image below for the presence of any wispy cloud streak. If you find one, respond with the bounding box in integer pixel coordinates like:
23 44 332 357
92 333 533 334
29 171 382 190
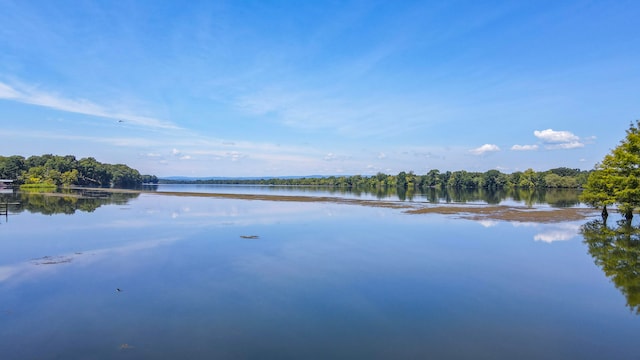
0 81 179 130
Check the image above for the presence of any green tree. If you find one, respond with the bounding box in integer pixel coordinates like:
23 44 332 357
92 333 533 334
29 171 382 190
544 173 563 188
45 155 77 173
396 171 407 188
108 164 142 188
77 157 112 186
581 121 640 220
47 169 63 186
141 174 159 184
425 169 440 188
549 167 581 177
447 171 463 188
0 155 26 181
509 171 522 188
25 154 53 169
61 169 80 186
406 171 416 188
21 166 48 184
482 170 507 189
439 171 452 187
518 168 537 188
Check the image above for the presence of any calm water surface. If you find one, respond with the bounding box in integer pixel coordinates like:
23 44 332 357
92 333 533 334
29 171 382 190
154 184 585 207
0 189 637 359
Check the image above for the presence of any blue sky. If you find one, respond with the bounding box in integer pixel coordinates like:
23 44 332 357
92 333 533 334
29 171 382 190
0 0 638 177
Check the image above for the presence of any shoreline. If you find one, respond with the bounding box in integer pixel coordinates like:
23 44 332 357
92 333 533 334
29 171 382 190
62 187 600 224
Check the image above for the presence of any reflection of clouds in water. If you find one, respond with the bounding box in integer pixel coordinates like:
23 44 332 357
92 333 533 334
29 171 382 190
168 202 337 228
477 220 499 228
0 236 181 284
511 222 539 228
49 218 167 231
170 206 191 219
114 202 323 227
533 224 580 243
109 219 159 228
491 222 580 243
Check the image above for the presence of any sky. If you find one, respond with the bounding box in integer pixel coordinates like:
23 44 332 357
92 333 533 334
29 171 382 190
0 0 638 177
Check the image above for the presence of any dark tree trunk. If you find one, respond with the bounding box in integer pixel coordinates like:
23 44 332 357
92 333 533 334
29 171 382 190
601 205 608 220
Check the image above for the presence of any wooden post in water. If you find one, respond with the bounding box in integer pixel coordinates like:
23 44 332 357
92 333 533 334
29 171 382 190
0 200 20 223
0 201 6 223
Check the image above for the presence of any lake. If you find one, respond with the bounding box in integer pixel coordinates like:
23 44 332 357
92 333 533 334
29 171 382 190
153 184 586 207
0 186 638 359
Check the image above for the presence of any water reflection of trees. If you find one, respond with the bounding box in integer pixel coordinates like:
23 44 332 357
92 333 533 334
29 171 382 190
262 186 581 207
0 189 140 216
2 186 578 209
581 219 640 314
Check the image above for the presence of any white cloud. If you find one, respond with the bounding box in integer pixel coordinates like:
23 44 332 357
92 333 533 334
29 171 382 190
511 144 539 151
533 129 584 149
0 81 179 130
377 152 386 159
470 144 500 155
534 129 579 143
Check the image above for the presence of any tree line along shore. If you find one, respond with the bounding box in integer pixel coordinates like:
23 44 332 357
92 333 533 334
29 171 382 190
159 167 590 190
0 154 158 188
0 154 613 192
1 156 590 191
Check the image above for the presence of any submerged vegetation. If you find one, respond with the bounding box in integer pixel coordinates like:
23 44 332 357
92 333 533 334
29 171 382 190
0 154 158 188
